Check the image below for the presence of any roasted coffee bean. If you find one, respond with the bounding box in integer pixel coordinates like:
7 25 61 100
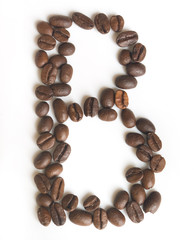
126 167 143 183
54 124 69 142
107 207 125 227
150 154 166 173
130 184 146 205
83 195 100 211
49 15 72 28
62 194 78 212
35 85 53 101
132 43 146 62
126 201 144 223
127 63 146 77
115 75 137 89
116 31 138 47
84 97 99 117
41 63 57 85
34 173 51 194
98 108 117 121
53 27 70 42
36 193 53 207
147 132 162 152
94 13 110 34
34 151 52 169
35 101 49 117
143 191 161 214
37 21 53 36
50 202 66 226
51 177 65 201
100 88 115 108
121 108 136 128
115 90 129 109
58 42 75 56
53 142 71 163
37 207 51 226
141 169 155 189
72 12 94 30
93 208 108 230
50 83 71 97
38 116 53 133
60 64 73 83
110 15 124 32
69 209 93 226
136 145 153 162
119 50 131 66
49 55 67 68
126 132 145 147
114 190 129 210
68 103 83 122
53 98 68 123
45 163 63 179
37 132 55 150
35 50 48 68
136 118 156 134
37 35 56 50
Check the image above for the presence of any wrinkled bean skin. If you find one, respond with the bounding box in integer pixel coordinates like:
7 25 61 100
110 15 124 32
136 145 153 162
35 85 53 101
147 133 162 152
132 43 146 62
94 13 110 34
37 207 51 226
93 208 108 230
53 142 71 163
62 194 78 212
53 27 70 42
107 207 125 227
150 154 166 173
34 173 51 194
50 202 66 226
126 201 144 223
72 12 94 30
115 90 129 109
143 191 161 214
125 167 144 183
38 35 56 50
41 63 57 85
68 103 83 122
83 195 100 211
116 31 138 47
84 97 99 117
69 209 93 226
51 177 65 201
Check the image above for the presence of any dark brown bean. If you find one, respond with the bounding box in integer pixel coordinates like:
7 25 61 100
34 151 52 169
34 173 51 194
126 63 146 77
147 133 162 152
53 142 71 163
49 55 67 68
68 103 83 122
53 27 70 42
36 193 53 207
37 35 56 50
51 177 65 201
69 209 93 226
58 42 75 56
37 207 51 226
150 154 166 173
107 207 125 227
121 108 136 128
41 63 57 85
130 184 146 205
50 83 71 97
115 90 129 109
141 169 155 189
136 118 156 134
93 208 108 230
35 50 48 68
143 191 161 214
37 21 53 36
50 202 66 226
110 15 124 32
60 64 73 83
72 12 94 30
116 31 138 47
84 97 99 117
53 98 68 123
126 201 144 223
100 88 115 108
115 75 137 89
132 43 146 62
119 50 131 66
35 85 53 101
94 13 110 34
83 195 100 211
126 132 145 147
62 194 78 212
38 116 53 133
45 163 63 179
98 108 117 121
114 190 129 210
54 124 69 142
136 145 153 162
49 15 72 28
125 167 143 183
36 133 55 150
35 101 49 117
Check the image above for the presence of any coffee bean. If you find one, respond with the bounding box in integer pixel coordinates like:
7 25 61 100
34 151 52 169
53 27 70 43
37 35 56 50
150 154 166 173
115 90 129 109
72 12 94 30
54 124 69 142
100 88 115 108
114 190 129 210
125 167 143 183
119 50 131 66
49 55 67 68
110 15 124 32
50 202 66 226
126 63 146 77
50 83 71 97
130 184 146 205
38 116 53 133
69 209 93 226
83 195 100 211
49 15 72 28
37 207 51 226
53 142 71 163
36 132 55 150
60 64 73 83
121 108 136 128
68 103 83 122
93 208 108 230
141 169 155 189
143 191 161 214
136 118 156 134
107 207 125 227
45 163 63 179
53 98 68 123
58 42 75 56
94 13 110 34
37 21 53 36
62 194 78 212
51 177 65 201
35 50 48 68
36 193 53 207
41 63 57 85
126 201 144 223
126 132 145 147
147 133 162 152
35 85 53 101
115 75 137 89
136 145 153 162
98 108 117 121
116 31 138 47
35 101 49 117
34 173 51 194
132 43 146 62
84 97 99 117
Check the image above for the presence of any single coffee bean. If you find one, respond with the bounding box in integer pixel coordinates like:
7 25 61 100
38 116 53 133
84 97 99 117
143 191 161 214
37 35 56 50
93 208 108 230
110 15 124 32
94 13 110 34
69 209 93 226
98 108 117 121
37 207 51 226
36 193 53 207
53 98 68 123
136 118 156 134
54 124 69 142
34 173 51 194
50 83 71 97
126 63 146 77
35 101 49 117
41 63 57 85
119 50 131 66
100 88 115 108
62 194 78 212
58 42 75 56
35 50 48 68
51 177 65 201
130 184 146 205
49 15 72 28
107 207 125 227
35 85 53 101
53 27 70 42
53 142 71 163
34 151 52 169
136 145 153 162
83 195 100 211
50 202 66 226
114 190 129 210
45 163 63 179
72 12 94 30
126 201 144 223
147 132 162 152
37 21 53 36
115 90 129 109
36 133 55 150
68 103 83 122
126 132 145 147
49 55 67 68
116 31 138 47
125 167 143 183
141 169 155 189
132 43 146 62
121 108 136 128
60 64 73 83
150 154 166 173
115 75 137 89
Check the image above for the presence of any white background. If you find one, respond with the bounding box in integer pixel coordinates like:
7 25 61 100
0 0 193 239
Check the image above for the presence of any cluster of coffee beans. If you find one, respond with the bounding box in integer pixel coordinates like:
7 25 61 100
34 12 165 228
